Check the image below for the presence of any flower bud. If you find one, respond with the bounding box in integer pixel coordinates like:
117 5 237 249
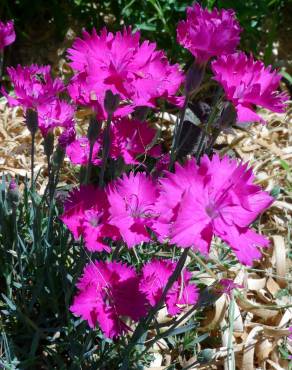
25 108 38 135
43 131 54 158
7 179 20 208
133 106 150 121
104 90 120 116
215 102 237 131
52 145 65 170
185 62 205 95
87 116 100 144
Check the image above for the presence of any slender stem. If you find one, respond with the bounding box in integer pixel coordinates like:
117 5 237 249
227 292 235 370
195 130 206 162
188 250 217 279
195 102 221 162
206 128 220 155
0 50 3 81
137 303 197 362
99 115 112 187
112 243 122 260
31 132 35 190
170 94 189 169
12 207 24 293
120 248 189 369
85 141 94 185
45 148 63 245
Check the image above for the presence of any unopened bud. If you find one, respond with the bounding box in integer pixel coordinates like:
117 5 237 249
216 102 237 131
185 62 205 95
58 127 76 149
25 108 38 135
8 179 20 207
52 145 65 170
43 131 54 158
104 90 120 116
133 106 150 121
87 116 100 144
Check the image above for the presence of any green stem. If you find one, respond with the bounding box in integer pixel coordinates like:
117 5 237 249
195 98 221 162
99 115 112 187
45 163 61 246
227 292 235 370
85 141 94 184
170 95 189 169
31 132 35 190
0 50 3 81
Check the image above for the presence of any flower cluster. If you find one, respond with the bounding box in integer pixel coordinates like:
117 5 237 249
177 3 288 124
70 259 197 338
0 20 15 51
67 27 184 119
62 155 273 266
2 1 286 346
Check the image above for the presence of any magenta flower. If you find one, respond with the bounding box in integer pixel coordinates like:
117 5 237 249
110 118 161 164
140 259 198 315
107 172 158 248
70 261 147 338
0 20 15 50
177 3 241 63
66 137 101 166
58 126 76 149
37 99 75 136
3 65 64 110
67 27 184 118
214 279 243 296
154 154 274 266
60 185 119 252
211 52 289 123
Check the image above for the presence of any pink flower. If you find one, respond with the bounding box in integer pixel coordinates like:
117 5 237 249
70 261 148 338
58 126 76 149
3 65 64 110
110 118 161 164
67 28 184 118
140 259 199 315
288 327 292 340
66 137 101 166
214 279 243 296
177 4 241 63
211 52 289 123
154 154 274 266
107 172 158 248
0 20 15 50
37 99 75 136
60 185 119 252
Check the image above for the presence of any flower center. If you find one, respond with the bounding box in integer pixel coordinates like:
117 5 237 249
205 202 219 219
125 194 153 219
85 210 103 227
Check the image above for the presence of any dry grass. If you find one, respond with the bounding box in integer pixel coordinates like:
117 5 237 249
0 99 291 369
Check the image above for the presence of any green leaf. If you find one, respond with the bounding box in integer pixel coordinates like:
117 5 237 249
1 294 16 311
280 70 292 85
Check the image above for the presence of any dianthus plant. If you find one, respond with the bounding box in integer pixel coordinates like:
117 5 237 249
2 2 288 368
